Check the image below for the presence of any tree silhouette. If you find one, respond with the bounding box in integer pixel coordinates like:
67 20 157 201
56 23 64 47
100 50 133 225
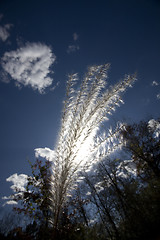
121 119 160 179
13 159 52 228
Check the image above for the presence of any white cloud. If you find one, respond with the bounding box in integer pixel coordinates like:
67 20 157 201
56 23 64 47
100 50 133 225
35 147 55 161
50 81 60 92
67 33 79 53
151 81 160 99
0 70 10 83
2 193 21 206
0 14 13 41
157 93 160 99
73 33 79 41
0 24 13 42
67 45 80 54
6 173 28 192
1 42 56 93
148 119 160 138
3 200 18 206
151 81 159 86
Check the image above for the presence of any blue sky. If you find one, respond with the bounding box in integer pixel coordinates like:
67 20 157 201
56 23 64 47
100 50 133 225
0 0 160 211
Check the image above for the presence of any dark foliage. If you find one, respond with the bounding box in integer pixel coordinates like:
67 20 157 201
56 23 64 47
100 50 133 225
1 119 160 240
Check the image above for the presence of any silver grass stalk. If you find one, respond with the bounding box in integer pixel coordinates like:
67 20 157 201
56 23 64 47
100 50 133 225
50 63 136 228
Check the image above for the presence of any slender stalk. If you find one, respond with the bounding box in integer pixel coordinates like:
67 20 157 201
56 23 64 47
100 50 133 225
49 63 136 228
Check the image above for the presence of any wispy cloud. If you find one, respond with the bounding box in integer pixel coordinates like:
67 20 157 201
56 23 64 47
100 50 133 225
0 13 13 42
151 81 160 99
73 32 79 41
0 25 12 42
2 197 18 206
0 22 13 42
1 42 56 93
157 93 160 100
6 173 28 192
50 81 60 92
67 32 80 54
151 80 159 86
67 45 80 54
